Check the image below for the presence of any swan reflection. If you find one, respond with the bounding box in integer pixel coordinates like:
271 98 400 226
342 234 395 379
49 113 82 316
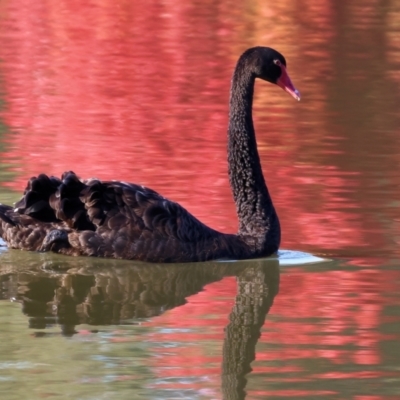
0 254 279 399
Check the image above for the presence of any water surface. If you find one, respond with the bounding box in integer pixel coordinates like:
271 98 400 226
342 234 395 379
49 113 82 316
0 1 400 399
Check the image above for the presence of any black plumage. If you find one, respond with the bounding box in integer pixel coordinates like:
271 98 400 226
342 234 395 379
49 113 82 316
0 47 300 263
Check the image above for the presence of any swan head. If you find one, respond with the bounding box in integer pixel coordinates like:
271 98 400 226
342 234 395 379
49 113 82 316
250 47 301 101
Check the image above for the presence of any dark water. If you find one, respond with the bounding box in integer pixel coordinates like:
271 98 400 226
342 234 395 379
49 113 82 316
0 1 399 399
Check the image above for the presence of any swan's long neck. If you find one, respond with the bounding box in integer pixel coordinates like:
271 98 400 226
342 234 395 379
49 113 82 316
228 60 280 251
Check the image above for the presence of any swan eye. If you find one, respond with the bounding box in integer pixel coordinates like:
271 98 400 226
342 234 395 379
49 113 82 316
273 59 281 66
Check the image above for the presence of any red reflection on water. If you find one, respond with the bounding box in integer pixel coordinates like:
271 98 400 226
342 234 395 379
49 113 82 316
0 0 239 234
3 0 399 258
265 268 400 366
0 2 400 399
139 267 400 397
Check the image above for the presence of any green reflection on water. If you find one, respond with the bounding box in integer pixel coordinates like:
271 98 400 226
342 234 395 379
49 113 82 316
0 303 155 399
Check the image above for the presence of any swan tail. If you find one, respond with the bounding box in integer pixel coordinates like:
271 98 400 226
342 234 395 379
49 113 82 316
13 171 96 231
0 203 61 251
0 204 15 246
0 171 84 251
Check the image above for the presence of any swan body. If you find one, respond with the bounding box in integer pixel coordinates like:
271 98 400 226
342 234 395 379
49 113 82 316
0 47 300 263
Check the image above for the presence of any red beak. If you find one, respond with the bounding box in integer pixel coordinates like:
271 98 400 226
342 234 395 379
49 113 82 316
276 64 301 101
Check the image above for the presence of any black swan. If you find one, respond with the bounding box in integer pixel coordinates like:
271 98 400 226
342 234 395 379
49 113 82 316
0 47 300 263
